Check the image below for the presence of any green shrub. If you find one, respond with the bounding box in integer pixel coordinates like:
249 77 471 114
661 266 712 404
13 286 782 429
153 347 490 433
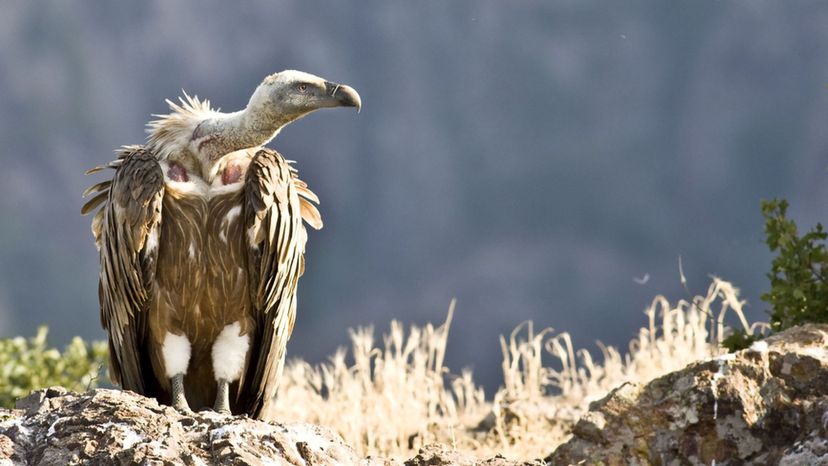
0 327 108 408
723 199 828 352
720 329 761 353
761 199 828 330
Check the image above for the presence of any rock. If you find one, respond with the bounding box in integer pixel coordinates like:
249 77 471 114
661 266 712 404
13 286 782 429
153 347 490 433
547 324 828 465
0 388 539 466
0 388 388 465
404 444 541 466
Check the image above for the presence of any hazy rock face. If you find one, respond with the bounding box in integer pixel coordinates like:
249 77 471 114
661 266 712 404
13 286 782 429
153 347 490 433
547 324 828 465
0 388 384 465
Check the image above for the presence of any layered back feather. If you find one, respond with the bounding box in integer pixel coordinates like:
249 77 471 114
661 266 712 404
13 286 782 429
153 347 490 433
81 149 129 249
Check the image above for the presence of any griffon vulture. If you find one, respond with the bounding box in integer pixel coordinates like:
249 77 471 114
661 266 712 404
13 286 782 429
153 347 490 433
82 70 361 417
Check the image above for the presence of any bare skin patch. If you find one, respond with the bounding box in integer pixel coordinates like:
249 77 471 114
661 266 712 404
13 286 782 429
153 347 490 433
222 163 243 185
168 162 189 182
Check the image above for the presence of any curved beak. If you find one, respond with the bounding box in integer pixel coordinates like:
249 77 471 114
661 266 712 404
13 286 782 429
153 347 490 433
324 81 362 112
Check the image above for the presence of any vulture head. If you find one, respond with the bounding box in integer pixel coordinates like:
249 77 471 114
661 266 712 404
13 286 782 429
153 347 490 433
249 70 361 123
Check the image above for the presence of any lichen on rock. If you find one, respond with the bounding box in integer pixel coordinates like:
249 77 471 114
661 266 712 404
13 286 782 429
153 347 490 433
0 387 385 465
547 324 828 465
0 388 533 465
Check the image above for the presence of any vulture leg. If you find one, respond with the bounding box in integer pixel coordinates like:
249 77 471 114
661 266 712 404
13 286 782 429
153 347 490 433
214 379 231 414
171 373 191 412
211 322 250 415
162 333 193 412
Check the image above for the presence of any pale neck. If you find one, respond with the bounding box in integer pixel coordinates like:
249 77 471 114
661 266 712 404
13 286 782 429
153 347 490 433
195 105 293 162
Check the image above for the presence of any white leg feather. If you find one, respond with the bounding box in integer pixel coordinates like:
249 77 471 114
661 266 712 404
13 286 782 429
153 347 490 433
211 322 250 382
162 332 191 378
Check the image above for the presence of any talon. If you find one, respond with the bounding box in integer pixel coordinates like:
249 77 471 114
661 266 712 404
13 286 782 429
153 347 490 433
214 378 232 415
171 373 191 412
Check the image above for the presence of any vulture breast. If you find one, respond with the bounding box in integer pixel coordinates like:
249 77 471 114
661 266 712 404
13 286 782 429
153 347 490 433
147 160 254 410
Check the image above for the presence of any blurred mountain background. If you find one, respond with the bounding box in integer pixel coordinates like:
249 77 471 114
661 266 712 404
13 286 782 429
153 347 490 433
0 0 826 393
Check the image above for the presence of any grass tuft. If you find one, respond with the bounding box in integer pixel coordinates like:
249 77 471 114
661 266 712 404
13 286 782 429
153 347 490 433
274 278 760 460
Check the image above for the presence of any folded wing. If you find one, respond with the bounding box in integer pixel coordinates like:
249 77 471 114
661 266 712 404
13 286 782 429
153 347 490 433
238 148 321 418
82 146 164 393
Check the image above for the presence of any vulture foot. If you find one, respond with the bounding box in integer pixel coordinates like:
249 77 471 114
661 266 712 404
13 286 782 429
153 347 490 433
214 378 232 415
171 373 192 412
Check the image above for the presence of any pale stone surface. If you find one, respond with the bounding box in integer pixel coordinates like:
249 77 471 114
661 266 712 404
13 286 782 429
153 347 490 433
404 444 541 466
547 324 828 465
0 388 389 465
0 389 531 465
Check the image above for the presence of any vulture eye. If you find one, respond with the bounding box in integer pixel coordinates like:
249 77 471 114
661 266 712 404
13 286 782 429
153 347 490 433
297 83 309 93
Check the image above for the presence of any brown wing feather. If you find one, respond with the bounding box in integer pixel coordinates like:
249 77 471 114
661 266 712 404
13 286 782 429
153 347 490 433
286 159 322 229
83 146 164 392
238 148 321 419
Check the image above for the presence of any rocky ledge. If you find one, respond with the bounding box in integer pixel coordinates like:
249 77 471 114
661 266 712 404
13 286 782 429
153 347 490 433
547 323 828 465
0 387 391 465
0 388 535 465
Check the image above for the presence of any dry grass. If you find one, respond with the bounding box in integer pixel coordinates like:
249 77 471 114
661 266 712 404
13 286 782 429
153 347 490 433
273 278 761 461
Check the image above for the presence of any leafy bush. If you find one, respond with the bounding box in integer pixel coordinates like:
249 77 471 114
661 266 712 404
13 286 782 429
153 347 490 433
761 199 828 331
720 329 761 353
722 199 826 352
0 327 108 408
